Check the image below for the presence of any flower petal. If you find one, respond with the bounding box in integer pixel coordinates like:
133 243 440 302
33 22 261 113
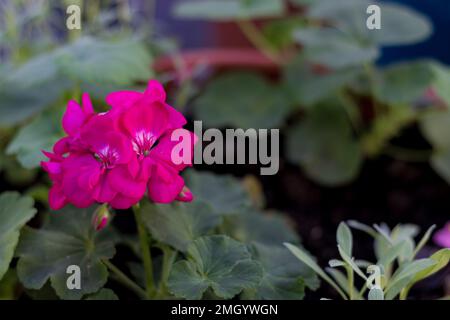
147 164 184 203
62 100 85 136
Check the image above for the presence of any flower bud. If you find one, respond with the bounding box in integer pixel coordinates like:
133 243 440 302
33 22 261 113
176 186 193 202
92 204 111 231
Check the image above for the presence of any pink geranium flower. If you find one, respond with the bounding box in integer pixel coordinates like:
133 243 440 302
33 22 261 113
42 80 196 210
434 222 450 248
106 80 196 203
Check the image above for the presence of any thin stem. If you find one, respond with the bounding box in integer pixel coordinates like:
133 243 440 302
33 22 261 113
364 63 382 117
237 20 282 65
346 266 354 300
133 204 155 298
338 90 362 133
103 260 147 300
156 244 177 299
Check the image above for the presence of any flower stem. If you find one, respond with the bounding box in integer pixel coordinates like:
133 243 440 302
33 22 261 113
237 20 282 65
346 266 354 300
103 260 147 300
156 244 177 298
133 204 155 298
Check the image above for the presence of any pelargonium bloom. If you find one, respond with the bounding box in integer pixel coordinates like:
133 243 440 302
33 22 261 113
434 222 450 248
42 80 196 210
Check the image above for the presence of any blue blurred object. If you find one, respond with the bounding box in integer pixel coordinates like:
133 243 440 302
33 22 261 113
380 0 450 65
156 0 450 64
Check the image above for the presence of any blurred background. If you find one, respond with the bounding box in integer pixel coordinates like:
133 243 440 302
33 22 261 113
1 0 449 299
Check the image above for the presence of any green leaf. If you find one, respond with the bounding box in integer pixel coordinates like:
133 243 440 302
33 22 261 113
0 54 70 126
326 267 361 299
412 225 436 258
0 192 37 281
284 242 348 299
6 110 63 169
56 37 152 86
384 258 436 299
293 27 379 69
328 259 346 268
194 72 291 129
0 269 19 299
85 288 119 300
374 61 435 105
16 206 117 300
245 242 319 300
173 0 284 21
140 201 222 252
420 108 450 184
227 209 300 246
283 60 360 106
168 235 263 299
186 171 252 215
337 222 353 257
337 245 367 281
377 241 407 270
409 249 450 287
347 220 377 238
286 102 362 186
431 62 450 106
309 0 431 46
368 287 384 300
262 18 307 50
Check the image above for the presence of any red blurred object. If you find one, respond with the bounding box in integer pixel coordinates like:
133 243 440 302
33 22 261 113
153 48 278 76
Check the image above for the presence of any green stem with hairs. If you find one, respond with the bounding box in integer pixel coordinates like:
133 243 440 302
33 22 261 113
133 204 156 298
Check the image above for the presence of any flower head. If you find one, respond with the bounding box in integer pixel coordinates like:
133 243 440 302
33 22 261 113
42 80 196 210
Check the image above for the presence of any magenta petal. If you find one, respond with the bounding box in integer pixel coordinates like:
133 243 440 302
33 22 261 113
106 91 142 111
433 223 450 248
63 100 85 136
78 165 101 190
48 185 68 210
108 165 146 199
150 129 197 171
53 137 72 156
122 101 169 142
62 171 95 208
93 173 117 203
110 194 140 210
41 161 61 175
165 104 187 129
147 164 184 203
145 80 166 102
82 93 94 115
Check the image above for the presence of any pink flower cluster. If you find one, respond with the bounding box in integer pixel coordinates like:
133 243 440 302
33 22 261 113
42 80 196 210
434 222 450 248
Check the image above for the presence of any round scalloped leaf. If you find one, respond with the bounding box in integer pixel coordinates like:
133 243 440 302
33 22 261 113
168 235 263 299
56 37 152 86
286 102 362 186
283 60 361 106
85 288 119 300
6 110 63 169
244 243 319 300
16 206 118 300
374 61 435 105
293 28 379 69
309 0 432 46
227 209 299 246
186 171 252 215
140 201 222 252
194 72 291 129
0 192 37 281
